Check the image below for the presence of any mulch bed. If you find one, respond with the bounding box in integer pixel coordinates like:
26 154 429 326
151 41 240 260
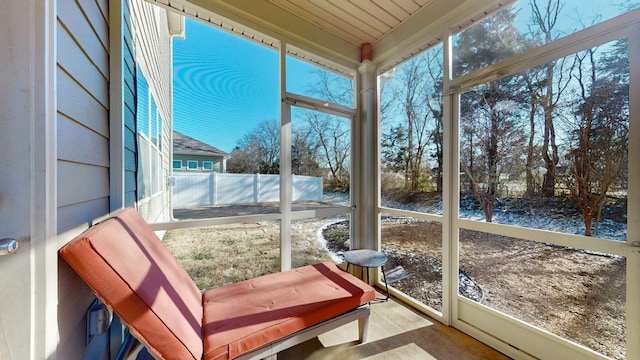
323 217 626 360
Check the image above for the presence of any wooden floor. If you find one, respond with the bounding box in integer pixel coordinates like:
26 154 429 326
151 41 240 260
279 294 512 360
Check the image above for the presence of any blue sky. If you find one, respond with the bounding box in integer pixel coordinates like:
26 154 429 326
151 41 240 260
172 18 325 153
172 1 634 154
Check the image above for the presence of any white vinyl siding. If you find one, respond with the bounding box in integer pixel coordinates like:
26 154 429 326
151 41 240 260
56 0 110 358
56 0 110 222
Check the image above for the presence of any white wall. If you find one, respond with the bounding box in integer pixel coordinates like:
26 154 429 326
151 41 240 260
0 0 109 358
0 1 52 357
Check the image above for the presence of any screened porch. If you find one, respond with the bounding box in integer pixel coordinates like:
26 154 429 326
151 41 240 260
120 1 640 359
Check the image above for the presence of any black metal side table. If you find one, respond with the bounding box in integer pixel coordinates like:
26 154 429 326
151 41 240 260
342 249 389 301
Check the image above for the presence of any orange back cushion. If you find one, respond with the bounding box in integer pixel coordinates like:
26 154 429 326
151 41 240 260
59 208 203 360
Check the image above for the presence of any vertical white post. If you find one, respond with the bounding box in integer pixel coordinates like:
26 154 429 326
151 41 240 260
33 0 59 358
254 173 260 203
1 0 59 357
279 40 292 271
442 30 455 327
626 23 640 360
357 59 378 251
211 172 216 205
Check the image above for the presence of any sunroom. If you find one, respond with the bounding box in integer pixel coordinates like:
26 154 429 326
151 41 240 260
1 0 639 359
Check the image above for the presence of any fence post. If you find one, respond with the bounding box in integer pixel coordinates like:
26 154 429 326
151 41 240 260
292 174 296 201
211 172 217 205
254 173 260 203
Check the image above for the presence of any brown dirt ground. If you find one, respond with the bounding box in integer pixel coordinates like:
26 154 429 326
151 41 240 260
170 206 626 359
374 221 626 360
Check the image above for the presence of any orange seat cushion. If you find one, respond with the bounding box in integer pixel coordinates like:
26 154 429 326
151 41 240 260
202 261 376 360
59 208 204 360
60 208 376 360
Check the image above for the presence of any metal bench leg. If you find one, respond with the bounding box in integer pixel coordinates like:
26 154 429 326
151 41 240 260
358 313 369 343
380 265 390 301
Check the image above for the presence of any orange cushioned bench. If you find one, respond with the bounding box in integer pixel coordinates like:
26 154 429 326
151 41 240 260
59 208 376 360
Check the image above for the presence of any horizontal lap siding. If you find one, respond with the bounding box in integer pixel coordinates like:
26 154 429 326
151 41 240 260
57 0 110 358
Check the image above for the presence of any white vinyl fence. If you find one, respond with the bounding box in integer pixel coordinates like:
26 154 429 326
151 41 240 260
172 173 323 207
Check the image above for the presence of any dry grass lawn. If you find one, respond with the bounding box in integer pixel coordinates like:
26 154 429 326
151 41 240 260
163 217 626 359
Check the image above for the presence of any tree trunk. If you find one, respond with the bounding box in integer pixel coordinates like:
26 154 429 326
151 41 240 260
526 100 537 196
541 64 559 197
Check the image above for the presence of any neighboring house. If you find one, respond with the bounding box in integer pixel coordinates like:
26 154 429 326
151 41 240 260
173 131 229 172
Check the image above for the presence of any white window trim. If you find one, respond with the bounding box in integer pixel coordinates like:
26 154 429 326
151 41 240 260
187 160 198 170
173 160 182 169
202 161 214 171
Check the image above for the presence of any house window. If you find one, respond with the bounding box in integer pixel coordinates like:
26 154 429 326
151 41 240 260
173 160 182 169
187 160 198 170
202 161 214 171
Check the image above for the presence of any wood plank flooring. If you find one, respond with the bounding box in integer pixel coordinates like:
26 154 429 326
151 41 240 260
279 295 512 360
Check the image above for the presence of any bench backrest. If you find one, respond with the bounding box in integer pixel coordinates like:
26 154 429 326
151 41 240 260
60 208 203 360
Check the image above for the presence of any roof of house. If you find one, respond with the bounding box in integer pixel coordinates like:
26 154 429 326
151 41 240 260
173 131 229 157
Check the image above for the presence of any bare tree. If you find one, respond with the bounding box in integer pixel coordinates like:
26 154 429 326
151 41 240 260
564 42 628 236
456 7 528 221
226 119 280 174
530 0 565 197
306 68 353 107
303 111 350 189
382 49 443 192
291 124 321 177
423 47 444 192
462 83 527 222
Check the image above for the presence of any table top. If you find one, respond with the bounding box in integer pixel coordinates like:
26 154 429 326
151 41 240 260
342 249 388 268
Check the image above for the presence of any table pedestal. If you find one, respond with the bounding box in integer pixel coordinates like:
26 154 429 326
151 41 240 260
342 249 389 301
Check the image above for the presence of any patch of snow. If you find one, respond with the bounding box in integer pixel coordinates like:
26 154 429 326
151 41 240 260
380 197 626 242
322 191 350 206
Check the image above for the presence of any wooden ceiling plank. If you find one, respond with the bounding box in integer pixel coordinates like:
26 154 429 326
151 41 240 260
349 0 398 26
318 0 387 36
372 0 410 20
282 0 380 44
391 0 421 14
326 0 390 31
269 0 369 44
413 0 435 7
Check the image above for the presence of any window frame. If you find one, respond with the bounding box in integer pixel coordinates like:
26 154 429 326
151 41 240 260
202 161 214 171
186 160 198 170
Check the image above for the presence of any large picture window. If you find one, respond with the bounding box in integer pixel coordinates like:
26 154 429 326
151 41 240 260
448 3 635 358
136 64 166 201
459 39 628 240
378 44 445 314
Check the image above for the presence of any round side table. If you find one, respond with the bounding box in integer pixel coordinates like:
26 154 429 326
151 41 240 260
342 249 389 301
